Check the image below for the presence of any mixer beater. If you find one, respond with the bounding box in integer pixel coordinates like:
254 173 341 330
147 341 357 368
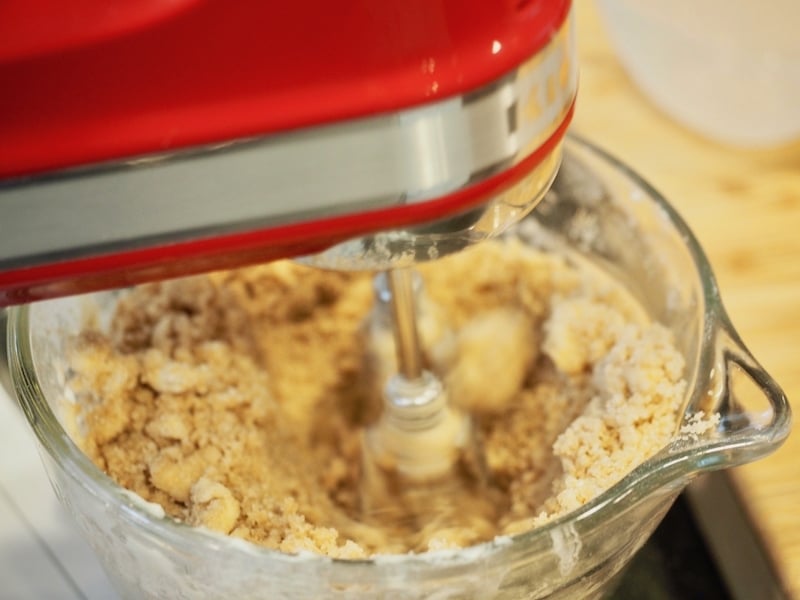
360 267 502 546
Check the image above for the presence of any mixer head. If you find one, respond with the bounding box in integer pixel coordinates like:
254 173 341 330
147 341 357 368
0 0 576 305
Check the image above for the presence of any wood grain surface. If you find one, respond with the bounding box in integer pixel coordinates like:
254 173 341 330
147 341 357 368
574 2 800 596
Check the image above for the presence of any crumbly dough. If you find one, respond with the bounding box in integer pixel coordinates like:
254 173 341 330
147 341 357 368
67 238 687 557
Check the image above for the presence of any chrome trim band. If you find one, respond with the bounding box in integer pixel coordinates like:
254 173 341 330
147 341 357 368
0 14 576 272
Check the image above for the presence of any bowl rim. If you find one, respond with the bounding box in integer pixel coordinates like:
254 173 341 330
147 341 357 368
6 133 791 571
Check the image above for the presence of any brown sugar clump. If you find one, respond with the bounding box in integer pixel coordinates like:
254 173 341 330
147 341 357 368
67 239 687 556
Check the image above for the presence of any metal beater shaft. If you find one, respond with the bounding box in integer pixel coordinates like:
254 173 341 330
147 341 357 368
387 268 423 380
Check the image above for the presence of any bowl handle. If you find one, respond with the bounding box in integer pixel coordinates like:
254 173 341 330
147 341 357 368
687 313 791 468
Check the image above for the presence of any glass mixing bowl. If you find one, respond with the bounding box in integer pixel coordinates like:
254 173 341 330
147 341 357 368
7 136 790 599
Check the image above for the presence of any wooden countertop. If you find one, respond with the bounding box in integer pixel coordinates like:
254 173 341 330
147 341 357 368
574 2 800 596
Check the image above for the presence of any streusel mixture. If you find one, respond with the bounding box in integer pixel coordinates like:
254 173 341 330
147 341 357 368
67 239 686 557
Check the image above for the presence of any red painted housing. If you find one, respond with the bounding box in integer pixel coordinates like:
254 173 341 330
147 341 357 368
0 0 570 177
0 0 573 304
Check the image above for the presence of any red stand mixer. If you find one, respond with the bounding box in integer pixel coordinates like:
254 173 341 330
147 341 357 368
0 0 576 305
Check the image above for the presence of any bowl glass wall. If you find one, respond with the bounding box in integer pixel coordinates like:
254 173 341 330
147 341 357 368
8 136 789 599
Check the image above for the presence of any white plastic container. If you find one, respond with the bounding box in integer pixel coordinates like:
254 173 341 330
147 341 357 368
596 0 800 147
